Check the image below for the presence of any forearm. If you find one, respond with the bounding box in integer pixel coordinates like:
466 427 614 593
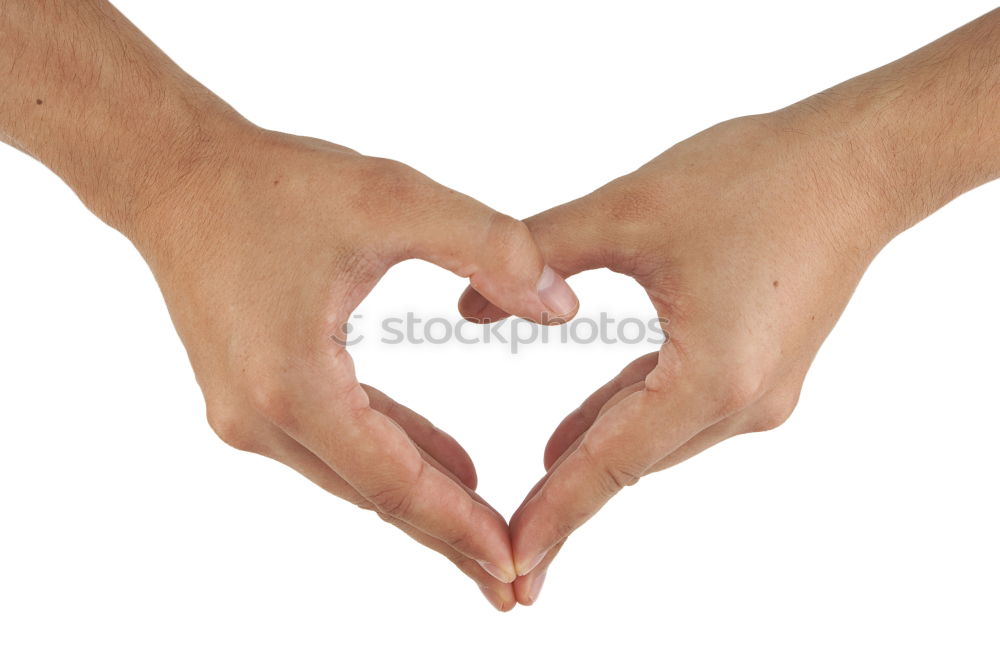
780 9 1000 241
0 1 249 232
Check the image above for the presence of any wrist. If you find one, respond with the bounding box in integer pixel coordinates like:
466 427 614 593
770 83 972 250
774 11 1000 244
0 0 258 240
753 101 906 258
75 89 255 242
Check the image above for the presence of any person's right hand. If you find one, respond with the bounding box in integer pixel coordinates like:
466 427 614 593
120 126 579 611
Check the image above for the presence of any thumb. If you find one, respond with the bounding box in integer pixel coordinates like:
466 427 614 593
392 185 579 324
458 197 610 323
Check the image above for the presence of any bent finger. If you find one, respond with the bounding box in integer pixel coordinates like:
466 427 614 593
457 196 617 322
510 373 714 576
277 361 517 583
544 352 659 469
261 427 515 609
390 183 578 323
363 384 477 490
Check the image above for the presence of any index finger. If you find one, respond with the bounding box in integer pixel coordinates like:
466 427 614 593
266 352 517 583
509 367 715 576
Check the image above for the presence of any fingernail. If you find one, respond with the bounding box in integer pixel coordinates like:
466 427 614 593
478 585 508 612
478 560 516 584
517 548 548 577
527 567 548 605
536 266 577 321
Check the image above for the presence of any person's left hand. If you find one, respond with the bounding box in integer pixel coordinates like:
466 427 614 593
457 109 901 604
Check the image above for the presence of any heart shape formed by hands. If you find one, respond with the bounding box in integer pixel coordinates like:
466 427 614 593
6 0 993 618
134 115 890 611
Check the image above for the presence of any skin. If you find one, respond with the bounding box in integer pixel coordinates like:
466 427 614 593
3 1 999 611
0 1 580 611
459 10 1000 604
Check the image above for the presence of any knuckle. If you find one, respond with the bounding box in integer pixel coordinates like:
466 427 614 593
534 475 589 543
374 509 397 524
441 528 474 554
484 213 534 266
352 157 425 216
206 404 267 455
439 501 476 553
452 554 481 575
598 181 667 243
649 349 769 419
602 463 642 494
247 379 296 430
714 367 768 417
464 213 536 293
640 360 674 395
368 483 416 519
578 440 643 496
749 390 801 433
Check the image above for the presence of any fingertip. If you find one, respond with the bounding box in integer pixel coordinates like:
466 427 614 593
514 540 563 604
470 517 518 585
457 285 490 321
536 266 579 325
478 560 517 584
461 464 479 492
513 576 533 606
478 584 516 612
514 567 548 606
457 286 512 324
465 265 579 326
509 504 539 577
515 549 548 578
509 481 569 577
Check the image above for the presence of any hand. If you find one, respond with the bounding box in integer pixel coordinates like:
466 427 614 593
459 110 898 603
126 127 579 611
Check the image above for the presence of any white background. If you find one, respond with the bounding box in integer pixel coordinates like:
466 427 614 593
2 1 999 664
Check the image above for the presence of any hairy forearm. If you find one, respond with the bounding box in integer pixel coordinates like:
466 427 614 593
0 1 249 231
781 9 1000 240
